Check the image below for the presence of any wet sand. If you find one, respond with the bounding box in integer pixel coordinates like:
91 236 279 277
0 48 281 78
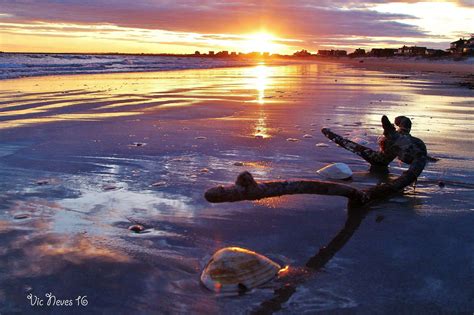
0 63 473 313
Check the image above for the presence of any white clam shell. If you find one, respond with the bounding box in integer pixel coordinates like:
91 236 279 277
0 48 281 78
317 162 353 180
201 247 281 294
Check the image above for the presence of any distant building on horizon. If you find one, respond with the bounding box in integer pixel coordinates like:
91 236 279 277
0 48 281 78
215 51 229 57
397 45 427 56
208 51 215 56
293 49 312 57
464 36 474 55
349 48 366 57
369 48 398 57
317 49 346 57
449 38 466 54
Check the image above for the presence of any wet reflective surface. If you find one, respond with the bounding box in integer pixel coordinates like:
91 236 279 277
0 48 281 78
0 63 473 313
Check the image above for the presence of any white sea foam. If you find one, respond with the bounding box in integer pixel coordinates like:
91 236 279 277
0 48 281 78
0 53 255 79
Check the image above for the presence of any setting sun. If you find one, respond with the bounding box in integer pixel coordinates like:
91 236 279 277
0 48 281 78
240 32 280 54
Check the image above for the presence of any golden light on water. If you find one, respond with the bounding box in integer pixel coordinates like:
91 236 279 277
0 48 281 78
254 64 270 105
251 64 273 139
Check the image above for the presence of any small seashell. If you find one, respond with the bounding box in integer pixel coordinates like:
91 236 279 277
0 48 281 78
151 181 167 187
286 138 299 142
303 134 313 139
201 247 281 294
195 136 207 140
14 214 29 220
317 163 353 180
103 184 119 191
315 143 329 147
128 224 145 233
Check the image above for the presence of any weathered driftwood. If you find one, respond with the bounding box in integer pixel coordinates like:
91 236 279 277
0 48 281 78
205 116 428 206
203 115 430 313
205 171 367 204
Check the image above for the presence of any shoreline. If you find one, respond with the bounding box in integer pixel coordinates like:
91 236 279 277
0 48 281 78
0 57 312 82
329 56 474 76
2 54 473 83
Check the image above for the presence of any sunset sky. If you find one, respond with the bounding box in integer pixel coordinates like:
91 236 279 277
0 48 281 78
0 1 473 54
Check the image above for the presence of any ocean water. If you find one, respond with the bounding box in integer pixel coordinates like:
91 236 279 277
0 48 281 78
0 53 257 79
0 63 473 314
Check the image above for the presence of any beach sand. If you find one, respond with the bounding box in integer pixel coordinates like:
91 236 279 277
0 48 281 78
0 62 473 313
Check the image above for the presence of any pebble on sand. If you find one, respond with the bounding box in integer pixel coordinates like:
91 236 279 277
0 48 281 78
303 134 313 139
129 142 147 147
195 136 207 140
315 143 329 147
36 180 49 185
234 162 244 166
286 138 299 142
128 224 145 233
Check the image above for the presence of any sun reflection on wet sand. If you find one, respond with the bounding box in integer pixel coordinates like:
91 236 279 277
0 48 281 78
251 64 273 138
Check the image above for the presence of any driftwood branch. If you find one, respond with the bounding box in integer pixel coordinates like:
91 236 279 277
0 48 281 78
203 115 430 314
205 172 368 205
204 169 420 207
205 116 428 206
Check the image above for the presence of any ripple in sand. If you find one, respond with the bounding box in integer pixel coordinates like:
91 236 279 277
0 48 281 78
195 136 207 140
